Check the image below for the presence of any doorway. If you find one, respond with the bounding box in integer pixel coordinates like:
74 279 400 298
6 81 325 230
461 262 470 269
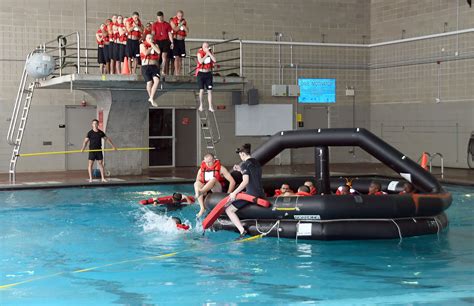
149 108 197 167
65 105 97 170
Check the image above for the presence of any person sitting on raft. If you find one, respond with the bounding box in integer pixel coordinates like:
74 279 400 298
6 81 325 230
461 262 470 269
274 183 294 196
288 185 312 197
399 182 415 194
194 153 236 218
368 181 386 195
304 181 317 195
336 185 351 195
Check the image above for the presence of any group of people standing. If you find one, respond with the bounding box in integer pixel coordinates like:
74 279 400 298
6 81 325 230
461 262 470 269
95 10 188 77
96 10 217 111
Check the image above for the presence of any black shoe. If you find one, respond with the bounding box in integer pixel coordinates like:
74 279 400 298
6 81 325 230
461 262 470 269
235 230 248 241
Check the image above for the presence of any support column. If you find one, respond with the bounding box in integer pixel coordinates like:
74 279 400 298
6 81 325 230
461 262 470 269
314 146 330 194
86 90 156 176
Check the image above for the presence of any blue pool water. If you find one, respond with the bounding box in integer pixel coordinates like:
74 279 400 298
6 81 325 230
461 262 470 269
0 184 473 305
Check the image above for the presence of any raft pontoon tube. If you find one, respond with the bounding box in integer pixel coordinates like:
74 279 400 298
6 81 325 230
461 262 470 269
204 128 451 240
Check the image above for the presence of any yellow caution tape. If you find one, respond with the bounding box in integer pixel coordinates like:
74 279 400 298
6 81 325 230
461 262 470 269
18 147 155 157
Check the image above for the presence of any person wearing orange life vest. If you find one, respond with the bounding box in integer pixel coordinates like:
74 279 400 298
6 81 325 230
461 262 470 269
115 16 127 73
304 180 317 195
399 182 415 194
194 153 236 218
96 24 107 74
108 15 117 74
170 10 188 75
140 34 161 107
126 12 143 74
368 181 387 195
196 42 217 112
143 22 153 41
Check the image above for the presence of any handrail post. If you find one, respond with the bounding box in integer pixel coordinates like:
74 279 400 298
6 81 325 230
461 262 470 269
58 37 62 77
239 39 243 77
77 32 82 74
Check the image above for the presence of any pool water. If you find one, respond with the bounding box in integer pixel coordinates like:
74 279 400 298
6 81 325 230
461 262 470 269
0 184 473 305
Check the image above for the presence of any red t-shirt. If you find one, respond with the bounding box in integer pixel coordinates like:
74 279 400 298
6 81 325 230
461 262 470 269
152 21 172 41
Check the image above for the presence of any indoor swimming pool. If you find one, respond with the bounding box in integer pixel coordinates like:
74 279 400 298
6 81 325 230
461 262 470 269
0 184 473 305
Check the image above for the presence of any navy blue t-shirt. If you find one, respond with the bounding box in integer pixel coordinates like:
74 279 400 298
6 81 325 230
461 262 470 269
240 158 264 197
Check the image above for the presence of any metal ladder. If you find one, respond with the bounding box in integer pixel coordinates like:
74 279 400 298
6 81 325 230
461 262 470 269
194 91 221 157
7 54 36 183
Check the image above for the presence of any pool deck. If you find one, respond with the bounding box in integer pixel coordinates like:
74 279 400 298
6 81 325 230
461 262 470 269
0 163 472 191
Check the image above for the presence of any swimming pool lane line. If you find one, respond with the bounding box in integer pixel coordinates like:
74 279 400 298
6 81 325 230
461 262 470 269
0 234 263 290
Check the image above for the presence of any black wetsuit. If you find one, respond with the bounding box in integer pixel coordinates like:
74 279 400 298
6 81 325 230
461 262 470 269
232 158 264 209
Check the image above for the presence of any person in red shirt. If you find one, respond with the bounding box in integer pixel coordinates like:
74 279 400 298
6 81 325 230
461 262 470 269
126 12 143 74
152 11 174 76
140 34 161 107
196 42 217 112
170 10 188 75
96 24 107 74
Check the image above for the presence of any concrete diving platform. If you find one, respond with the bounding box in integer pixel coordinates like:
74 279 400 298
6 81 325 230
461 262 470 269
37 74 246 92
36 74 245 175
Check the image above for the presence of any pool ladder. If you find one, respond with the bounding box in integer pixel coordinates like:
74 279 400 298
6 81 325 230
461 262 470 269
418 152 444 179
194 91 221 158
7 53 36 184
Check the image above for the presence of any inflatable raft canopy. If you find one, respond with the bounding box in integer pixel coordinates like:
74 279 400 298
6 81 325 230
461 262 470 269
205 128 451 240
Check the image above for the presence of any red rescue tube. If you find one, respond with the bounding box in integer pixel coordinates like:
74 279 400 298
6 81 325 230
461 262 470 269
176 223 190 230
139 198 155 205
202 193 270 230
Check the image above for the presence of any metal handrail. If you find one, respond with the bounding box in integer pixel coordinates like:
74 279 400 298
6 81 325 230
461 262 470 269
429 153 444 179
188 38 242 77
7 52 32 145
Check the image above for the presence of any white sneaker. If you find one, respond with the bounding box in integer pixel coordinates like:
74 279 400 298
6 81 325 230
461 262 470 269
198 105 203 112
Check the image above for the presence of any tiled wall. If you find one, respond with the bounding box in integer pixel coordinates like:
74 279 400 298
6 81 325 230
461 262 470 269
0 0 370 172
369 0 474 168
1 0 471 173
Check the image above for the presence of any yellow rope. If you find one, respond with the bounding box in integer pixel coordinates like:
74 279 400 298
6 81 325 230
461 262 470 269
18 147 155 157
0 234 262 290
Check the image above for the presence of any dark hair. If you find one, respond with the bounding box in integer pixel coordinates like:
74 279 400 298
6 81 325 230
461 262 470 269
298 185 310 193
92 119 99 123
172 192 183 202
132 11 139 16
157 11 164 17
403 182 414 192
171 216 182 224
236 143 251 154
370 181 381 190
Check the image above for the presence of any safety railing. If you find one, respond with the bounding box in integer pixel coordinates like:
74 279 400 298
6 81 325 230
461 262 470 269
7 52 32 145
38 32 82 76
418 152 444 179
187 38 243 77
429 153 444 179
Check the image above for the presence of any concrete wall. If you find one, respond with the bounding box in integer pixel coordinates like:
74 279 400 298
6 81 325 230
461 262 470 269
0 0 371 173
2 0 472 173
369 0 474 168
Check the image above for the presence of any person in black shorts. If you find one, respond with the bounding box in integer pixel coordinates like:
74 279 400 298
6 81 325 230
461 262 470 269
226 143 265 240
196 42 217 112
170 10 188 75
80 119 116 182
140 34 161 107
152 11 173 75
